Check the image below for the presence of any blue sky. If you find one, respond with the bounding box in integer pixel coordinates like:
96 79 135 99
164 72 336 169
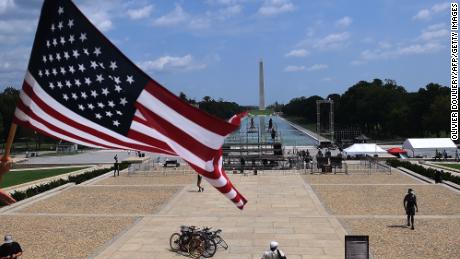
0 0 451 105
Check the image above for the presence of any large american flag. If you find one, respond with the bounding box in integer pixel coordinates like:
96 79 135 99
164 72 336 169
13 0 247 209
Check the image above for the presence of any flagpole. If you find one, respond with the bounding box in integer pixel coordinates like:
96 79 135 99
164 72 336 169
2 123 17 161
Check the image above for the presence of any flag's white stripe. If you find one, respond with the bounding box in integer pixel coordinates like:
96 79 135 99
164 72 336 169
236 200 244 207
19 91 134 151
203 175 227 187
223 189 237 200
131 120 215 172
134 109 146 120
24 71 148 147
138 90 224 150
15 109 105 149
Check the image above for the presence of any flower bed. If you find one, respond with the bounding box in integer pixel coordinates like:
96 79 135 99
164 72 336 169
386 159 460 185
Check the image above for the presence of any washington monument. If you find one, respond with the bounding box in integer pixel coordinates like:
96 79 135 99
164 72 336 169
259 59 265 111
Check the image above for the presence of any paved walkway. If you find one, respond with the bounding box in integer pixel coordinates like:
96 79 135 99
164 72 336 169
96 174 347 259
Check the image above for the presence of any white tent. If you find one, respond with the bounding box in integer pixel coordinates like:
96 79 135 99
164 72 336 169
402 138 457 157
344 143 388 156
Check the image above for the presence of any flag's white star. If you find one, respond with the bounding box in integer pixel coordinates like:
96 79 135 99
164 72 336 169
114 76 121 84
68 35 75 44
90 61 98 69
57 22 63 30
51 24 55 32
120 97 128 106
116 110 123 115
91 90 98 98
38 70 43 77
98 62 105 69
68 19 74 28
56 53 61 61
52 38 57 46
57 81 63 88
78 104 85 111
108 101 115 107
113 120 120 127
58 6 64 14
65 80 71 87
114 85 122 92
48 54 54 62
45 69 50 76
88 103 95 110
49 82 55 89
126 75 134 84
109 61 117 70
101 88 109 96
72 49 80 58
80 33 87 42
97 102 105 108
84 77 92 86
95 113 102 119
60 67 66 75
63 94 69 101
46 40 51 48
68 65 75 73
106 111 113 117
52 68 57 76
64 51 70 60
83 48 89 55
72 93 78 100
81 92 87 99
60 37 65 45
42 56 47 63
74 79 81 87
78 64 85 72
93 47 102 56
96 74 104 83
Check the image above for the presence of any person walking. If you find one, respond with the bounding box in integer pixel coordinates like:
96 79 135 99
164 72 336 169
0 235 23 259
197 174 204 192
403 188 418 230
113 154 119 177
261 241 286 259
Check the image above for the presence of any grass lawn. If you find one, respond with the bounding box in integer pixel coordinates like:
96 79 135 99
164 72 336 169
436 163 460 170
282 116 317 132
248 109 274 115
1 167 87 188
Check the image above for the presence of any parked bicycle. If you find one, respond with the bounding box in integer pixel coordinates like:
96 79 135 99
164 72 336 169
201 227 228 250
170 225 217 258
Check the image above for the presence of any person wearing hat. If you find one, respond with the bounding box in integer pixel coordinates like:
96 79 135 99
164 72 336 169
403 188 418 230
261 241 286 259
0 235 22 259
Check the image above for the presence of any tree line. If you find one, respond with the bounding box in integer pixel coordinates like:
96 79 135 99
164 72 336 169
0 79 449 143
275 79 449 139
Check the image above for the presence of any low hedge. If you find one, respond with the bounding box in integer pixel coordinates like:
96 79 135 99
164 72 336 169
386 159 460 185
1 162 129 206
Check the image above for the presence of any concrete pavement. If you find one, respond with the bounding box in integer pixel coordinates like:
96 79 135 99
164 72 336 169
95 174 347 259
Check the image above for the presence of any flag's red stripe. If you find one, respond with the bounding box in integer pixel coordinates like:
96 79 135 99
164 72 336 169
135 104 218 162
127 129 175 155
21 81 170 154
16 100 118 149
143 81 240 136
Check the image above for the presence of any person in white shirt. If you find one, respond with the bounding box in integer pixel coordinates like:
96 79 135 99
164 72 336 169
261 241 286 259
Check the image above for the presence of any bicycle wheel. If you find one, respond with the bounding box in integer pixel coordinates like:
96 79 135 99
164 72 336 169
169 233 181 252
215 235 228 250
202 238 217 258
188 237 204 258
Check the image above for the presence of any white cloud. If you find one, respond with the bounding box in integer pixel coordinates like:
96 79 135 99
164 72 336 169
80 2 116 31
420 28 448 41
153 4 188 27
127 5 154 20
218 4 242 17
355 42 442 63
0 0 15 14
189 18 211 29
413 2 450 20
307 64 328 71
258 0 295 17
335 16 352 28
284 65 305 72
313 32 350 50
285 49 309 57
138 54 206 72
